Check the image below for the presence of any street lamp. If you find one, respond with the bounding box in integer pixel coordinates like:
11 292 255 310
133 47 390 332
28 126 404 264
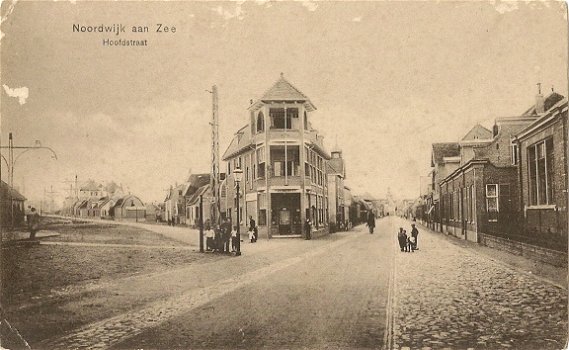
0 133 58 229
233 167 243 256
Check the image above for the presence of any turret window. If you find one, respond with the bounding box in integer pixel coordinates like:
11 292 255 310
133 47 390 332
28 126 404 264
257 112 265 132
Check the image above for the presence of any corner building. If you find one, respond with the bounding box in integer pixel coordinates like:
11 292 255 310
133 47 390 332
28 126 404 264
222 75 330 238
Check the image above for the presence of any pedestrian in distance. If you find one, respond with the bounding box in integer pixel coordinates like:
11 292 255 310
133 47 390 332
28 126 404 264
28 207 40 239
304 219 312 240
411 223 419 250
366 211 375 234
397 227 407 252
231 225 238 252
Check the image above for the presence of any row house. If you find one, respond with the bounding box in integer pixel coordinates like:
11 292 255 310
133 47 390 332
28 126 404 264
163 173 222 226
327 145 347 231
436 90 565 244
428 142 461 231
222 74 330 238
515 97 568 240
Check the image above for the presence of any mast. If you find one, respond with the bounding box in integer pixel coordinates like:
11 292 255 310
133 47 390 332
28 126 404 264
210 85 220 226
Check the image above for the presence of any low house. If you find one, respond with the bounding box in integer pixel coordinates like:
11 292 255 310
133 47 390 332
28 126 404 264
112 195 145 221
164 183 187 225
515 97 567 248
0 180 26 227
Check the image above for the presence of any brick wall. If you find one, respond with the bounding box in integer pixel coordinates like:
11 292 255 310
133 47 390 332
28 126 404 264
479 232 568 267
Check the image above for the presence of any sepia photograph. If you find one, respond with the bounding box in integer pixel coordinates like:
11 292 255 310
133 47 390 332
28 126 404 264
0 1 568 349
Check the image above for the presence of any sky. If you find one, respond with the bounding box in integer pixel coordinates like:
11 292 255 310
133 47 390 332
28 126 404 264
0 0 567 205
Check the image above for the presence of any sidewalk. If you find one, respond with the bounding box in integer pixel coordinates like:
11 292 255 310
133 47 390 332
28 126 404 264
411 219 567 289
390 217 567 350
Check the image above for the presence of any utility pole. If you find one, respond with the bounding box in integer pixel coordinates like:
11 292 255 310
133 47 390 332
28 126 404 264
209 85 221 227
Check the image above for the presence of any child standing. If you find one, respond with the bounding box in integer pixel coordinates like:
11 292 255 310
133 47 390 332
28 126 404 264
205 226 215 251
248 227 255 243
397 227 407 252
231 225 238 252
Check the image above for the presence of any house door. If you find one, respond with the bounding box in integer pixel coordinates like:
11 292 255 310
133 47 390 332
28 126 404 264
279 208 291 234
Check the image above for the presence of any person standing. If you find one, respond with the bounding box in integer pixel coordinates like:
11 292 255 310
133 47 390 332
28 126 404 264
411 223 419 250
249 215 257 242
222 219 231 253
397 227 407 252
304 219 312 240
28 207 40 239
231 225 238 252
366 210 376 233
205 225 215 251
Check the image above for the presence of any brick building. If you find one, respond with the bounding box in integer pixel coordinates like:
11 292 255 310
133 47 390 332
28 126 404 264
327 144 346 231
438 90 565 244
515 98 568 242
439 115 540 242
222 74 330 238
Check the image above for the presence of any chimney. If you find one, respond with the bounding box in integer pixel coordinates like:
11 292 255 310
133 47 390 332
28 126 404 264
536 82 545 114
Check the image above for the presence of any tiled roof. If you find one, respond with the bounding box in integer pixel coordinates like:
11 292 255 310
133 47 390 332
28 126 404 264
0 181 26 201
432 143 460 165
461 124 492 141
80 180 103 192
261 74 310 102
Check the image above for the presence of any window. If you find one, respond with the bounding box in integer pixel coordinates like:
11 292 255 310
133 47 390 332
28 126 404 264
227 162 231 175
270 108 291 129
246 166 250 183
257 112 264 132
511 143 518 165
259 209 267 226
304 111 308 130
528 138 554 205
286 160 295 176
256 146 266 178
274 162 282 177
486 184 498 222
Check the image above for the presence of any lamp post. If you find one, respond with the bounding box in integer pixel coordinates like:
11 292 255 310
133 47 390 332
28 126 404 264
0 133 58 229
233 167 243 256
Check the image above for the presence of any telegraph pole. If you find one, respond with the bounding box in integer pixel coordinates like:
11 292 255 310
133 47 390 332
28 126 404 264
209 85 221 227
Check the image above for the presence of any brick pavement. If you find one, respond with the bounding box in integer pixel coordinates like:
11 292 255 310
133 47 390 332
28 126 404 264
390 218 567 350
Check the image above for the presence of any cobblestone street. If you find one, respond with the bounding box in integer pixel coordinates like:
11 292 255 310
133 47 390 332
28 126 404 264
391 218 568 350
4 218 567 349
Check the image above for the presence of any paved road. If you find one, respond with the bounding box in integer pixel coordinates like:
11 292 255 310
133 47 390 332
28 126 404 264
41 220 394 350
112 221 394 350
35 217 567 350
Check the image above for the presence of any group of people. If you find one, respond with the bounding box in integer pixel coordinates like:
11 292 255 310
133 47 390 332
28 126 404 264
397 223 419 252
204 216 258 253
